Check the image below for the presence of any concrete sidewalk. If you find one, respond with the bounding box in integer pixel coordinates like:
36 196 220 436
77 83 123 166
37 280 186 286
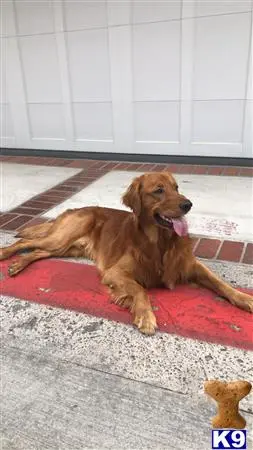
1 341 252 450
1 245 253 449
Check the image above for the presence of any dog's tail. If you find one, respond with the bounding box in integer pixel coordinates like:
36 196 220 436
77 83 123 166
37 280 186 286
16 221 54 239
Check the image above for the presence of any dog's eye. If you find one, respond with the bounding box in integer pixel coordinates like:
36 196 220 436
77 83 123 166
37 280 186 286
153 187 164 194
175 185 179 191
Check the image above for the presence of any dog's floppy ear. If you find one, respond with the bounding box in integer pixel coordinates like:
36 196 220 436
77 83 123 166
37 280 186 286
122 176 142 216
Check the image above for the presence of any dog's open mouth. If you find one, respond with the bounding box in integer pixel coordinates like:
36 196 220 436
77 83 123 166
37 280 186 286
154 213 188 236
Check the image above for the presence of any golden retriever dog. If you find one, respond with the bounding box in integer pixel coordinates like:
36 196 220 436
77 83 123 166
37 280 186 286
1 171 252 335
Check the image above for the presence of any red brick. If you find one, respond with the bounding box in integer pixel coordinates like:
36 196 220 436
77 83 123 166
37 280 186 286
208 166 224 175
90 160 108 169
22 199 56 209
217 241 244 262
44 188 73 198
49 158 71 166
59 180 89 188
67 159 97 169
53 184 81 193
164 164 181 173
150 165 160 171
3 155 27 163
66 176 92 185
24 156 46 165
195 238 221 259
223 166 241 176
140 163 156 172
101 162 118 171
239 168 253 177
0 213 19 228
38 157 57 166
84 170 106 178
114 162 131 170
60 177 84 184
62 185 84 193
34 194 64 204
193 165 209 174
0 156 12 161
191 237 199 251
242 243 253 265
34 157 55 166
178 165 195 174
11 206 45 216
152 164 166 172
1 215 33 231
126 163 144 171
69 170 87 179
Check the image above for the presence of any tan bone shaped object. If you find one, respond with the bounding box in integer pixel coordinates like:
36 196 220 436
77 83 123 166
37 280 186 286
204 380 252 429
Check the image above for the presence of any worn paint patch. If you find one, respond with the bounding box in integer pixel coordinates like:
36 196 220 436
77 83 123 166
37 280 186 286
0 271 5 281
0 259 252 350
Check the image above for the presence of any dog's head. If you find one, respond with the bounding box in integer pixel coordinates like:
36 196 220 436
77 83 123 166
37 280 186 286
122 171 192 236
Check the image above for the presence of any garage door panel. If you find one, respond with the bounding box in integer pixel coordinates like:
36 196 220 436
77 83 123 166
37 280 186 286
192 100 244 143
132 0 181 24
107 0 131 26
28 104 66 140
1 104 15 139
1 1 15 37
193 13 251 100
196 0 252 17
243 100 253 154
134 101 180 142
67 29 111 102
0 38 8 103
73 103 113 141
247 55 252 100
189 143 243 157
19 34 62 103
63 0 107 31
133 21 180 101
15 0 54 35
1 0 252 157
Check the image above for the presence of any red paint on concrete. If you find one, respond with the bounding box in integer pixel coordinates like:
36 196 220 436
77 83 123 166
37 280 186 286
0 259 252 350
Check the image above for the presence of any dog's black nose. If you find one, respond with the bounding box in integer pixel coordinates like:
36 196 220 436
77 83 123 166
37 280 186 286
180 200 192 213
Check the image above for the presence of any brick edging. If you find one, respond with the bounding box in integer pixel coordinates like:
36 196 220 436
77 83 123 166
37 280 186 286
1 154 253 176
192 238 252 265
0 155 252 265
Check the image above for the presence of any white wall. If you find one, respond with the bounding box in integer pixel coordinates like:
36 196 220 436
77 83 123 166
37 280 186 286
1 0 252 157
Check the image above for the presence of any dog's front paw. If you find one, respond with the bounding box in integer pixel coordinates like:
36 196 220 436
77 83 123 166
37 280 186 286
133 310 157 335
233 292 253 313
8 260 22 276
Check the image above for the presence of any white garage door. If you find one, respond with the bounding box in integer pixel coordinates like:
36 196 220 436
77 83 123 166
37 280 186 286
1 0 252 157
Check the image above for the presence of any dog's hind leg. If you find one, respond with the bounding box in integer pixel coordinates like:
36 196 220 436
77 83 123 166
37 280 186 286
0 222 55 261
0 239 36 261
8 249 52 276
2 209 95 273
15 221 54 239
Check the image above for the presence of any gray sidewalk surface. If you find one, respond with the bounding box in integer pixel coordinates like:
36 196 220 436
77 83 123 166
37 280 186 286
1 233 253 449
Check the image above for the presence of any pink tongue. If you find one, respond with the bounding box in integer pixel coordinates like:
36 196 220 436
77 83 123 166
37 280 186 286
171 217 188 236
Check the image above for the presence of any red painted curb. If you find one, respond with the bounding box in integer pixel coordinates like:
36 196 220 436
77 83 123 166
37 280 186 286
1 259 252 350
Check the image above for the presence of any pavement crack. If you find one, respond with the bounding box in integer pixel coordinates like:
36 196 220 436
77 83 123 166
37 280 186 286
61 358 187 397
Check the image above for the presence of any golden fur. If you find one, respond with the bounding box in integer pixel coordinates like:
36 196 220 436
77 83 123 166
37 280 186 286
1 171 252 334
